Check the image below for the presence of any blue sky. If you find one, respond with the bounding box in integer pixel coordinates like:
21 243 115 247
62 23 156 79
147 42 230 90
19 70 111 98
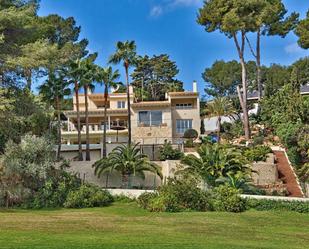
38 0 309 92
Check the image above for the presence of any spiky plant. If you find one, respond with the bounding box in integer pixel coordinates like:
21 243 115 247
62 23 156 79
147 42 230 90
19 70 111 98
93 143 162 188
180 143 250 188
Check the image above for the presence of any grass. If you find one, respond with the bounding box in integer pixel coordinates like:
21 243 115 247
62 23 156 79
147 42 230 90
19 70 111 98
0 202 308 249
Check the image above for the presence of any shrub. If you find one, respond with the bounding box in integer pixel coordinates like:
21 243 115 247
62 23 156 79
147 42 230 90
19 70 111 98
113 194 135 203
1 135 57 207
247 199 309 213
28 170 82 209
148 194 180 212
2 135 55 190
147 195 169 212
159 141 184 161
221 122 232 133
244 145 272 162
253 135 264 146
212 185 247 213
183 129 198 139
64 185 113 208
184 139 194 148
230 120 245 138
137 192 158 209
145 178 213 212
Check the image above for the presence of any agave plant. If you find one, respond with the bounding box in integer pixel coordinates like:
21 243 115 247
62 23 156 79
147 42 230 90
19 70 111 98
93 143 162 188
215 172 252 190
180 143 251 188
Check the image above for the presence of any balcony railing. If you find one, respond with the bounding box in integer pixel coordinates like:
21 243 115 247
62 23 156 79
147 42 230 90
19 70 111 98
62 120 127 133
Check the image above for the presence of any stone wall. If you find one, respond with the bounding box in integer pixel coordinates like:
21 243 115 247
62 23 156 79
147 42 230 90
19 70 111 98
251 153 278 186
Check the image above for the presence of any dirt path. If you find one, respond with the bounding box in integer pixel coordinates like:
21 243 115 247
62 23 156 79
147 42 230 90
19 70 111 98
273 150 303 197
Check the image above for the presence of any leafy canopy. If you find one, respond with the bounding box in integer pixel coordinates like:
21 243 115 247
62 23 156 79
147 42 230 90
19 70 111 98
295 10 309 49
131 54 183 101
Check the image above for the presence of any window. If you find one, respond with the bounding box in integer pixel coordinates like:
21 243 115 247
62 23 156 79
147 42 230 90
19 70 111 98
138 111 162 126
117 101 125 109
176 119 192 134
176 103 193 109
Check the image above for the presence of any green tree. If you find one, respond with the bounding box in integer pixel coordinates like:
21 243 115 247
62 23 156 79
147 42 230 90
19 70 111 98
0 1 38 64
202 60 241 98
202 97 235 142
38 72 71 161
0 89 53 152
7 40 58 89
2 135 55 192
131 54 183 101
263 64 290 97
109 41 137 145
295 10 309 49
290 57 309 88
198 0 252 140
244 0 298 99
93 143 162 188
95 66 120 158
180 144 250 188
261 84 308 128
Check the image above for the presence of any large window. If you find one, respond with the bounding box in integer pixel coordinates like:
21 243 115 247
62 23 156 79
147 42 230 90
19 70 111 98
138 111 162 126
117 101 125 109
176 103 193 109
176 119 192 134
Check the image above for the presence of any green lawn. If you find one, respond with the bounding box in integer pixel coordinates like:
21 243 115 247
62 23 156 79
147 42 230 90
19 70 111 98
0 202 308 249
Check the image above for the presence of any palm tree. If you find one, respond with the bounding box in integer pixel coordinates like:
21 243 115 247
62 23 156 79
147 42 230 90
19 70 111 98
68 54 97 161
95 66 120 158
38 72 71 161
109 41 137 145
68 59 85 161
93 143 162 188
202 97 235 142
180 144 250 188
78 54 97 161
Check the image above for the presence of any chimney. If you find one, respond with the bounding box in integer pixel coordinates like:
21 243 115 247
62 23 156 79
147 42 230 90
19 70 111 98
111 85 120 93
193 80 197 93
129 85 134 95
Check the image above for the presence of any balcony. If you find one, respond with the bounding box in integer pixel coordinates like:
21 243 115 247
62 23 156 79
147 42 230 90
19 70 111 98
62 120 128 133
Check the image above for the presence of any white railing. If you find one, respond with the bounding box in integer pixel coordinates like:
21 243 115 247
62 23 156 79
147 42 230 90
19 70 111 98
62 120 127 133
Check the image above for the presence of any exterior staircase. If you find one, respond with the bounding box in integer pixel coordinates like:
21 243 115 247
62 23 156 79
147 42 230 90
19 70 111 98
273 150 303 197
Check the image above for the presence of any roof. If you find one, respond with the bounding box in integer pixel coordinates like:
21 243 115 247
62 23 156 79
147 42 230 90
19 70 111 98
300 84 309 94
168 91 198 97
131 101 171 108
247 85 309 100
247 91 259 100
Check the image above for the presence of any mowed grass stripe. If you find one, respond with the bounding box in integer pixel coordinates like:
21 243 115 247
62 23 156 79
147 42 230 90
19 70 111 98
0 203 308 249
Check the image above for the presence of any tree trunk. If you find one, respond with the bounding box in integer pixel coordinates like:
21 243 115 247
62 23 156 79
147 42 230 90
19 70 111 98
75 82 83 161
217 116 221 143
25 69 32 90
105 172 109 188
141 75 144 102
125 62 132 145
233 32 251 140
256 29 262 100
102 84 108 158
84 85 90 161
122 173 130 189
56 95 62 161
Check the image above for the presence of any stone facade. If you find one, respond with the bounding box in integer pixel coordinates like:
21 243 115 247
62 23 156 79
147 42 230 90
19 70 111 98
62 82 200 146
